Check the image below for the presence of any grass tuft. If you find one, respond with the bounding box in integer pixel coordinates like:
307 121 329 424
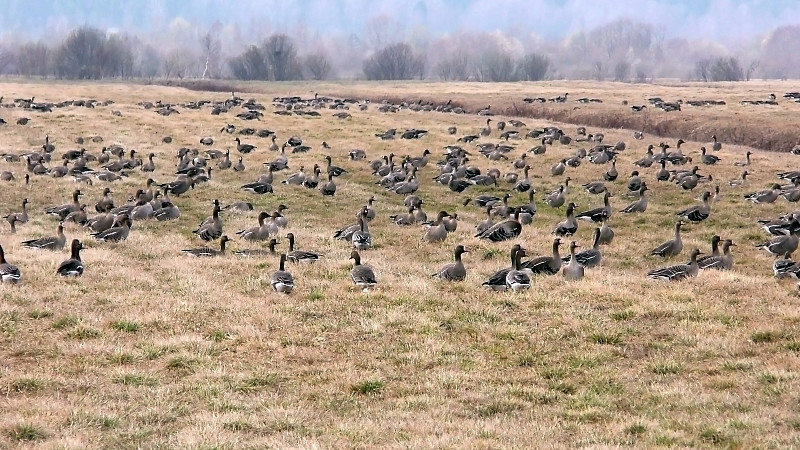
5 423 47 441
110 320 140 333
351 379 385 395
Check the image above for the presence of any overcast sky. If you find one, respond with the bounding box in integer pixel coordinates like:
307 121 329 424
2 0 796 43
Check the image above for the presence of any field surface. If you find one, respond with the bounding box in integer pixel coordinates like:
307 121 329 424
0 80 799 448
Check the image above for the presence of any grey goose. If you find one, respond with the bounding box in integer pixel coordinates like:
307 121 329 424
553 203 578 237
521 238 562 275
95 188 114 213
334 209 368 241
745 184 781 204
349 250 377 290
423 211 450 243
159 177 194 196
476 208 522 242
627 171 643 192
676 191 712 223
700 147 720 165
697 239 734 270
620 185 648 213
45 189 82 220
634 146 655 167
325 155 348 177
773 253 799 278
303 166 322 189
22 222 67 251
562 228 602 268
545 186 566 208
286 233 320 263
153 201 181 221
575 192 612 223
4 198 29 224
241 181 273 194
603 159 618 181
651 221 684 257
443 213 459 233
729 171 749 187
648 248 702 281
482 245 523 291
506 247 532 292
270 254 294 294
696 235 722 263
352 208 372 250
583 181 607 195
734 151 753 167
283 165 306 185
235 138 256 154
63 205 88 226
755 223 800 256
182 235 231 257
233 156 245 172
0 244 21 284
432 245 469 281
711 135 722 151
320 173 337 196
656 160 670 181
85 205 116 232
194 204 223 241
234 238 280 257
236 212 272 241
91 214 131 242
57 239 85 277
475 206 494 235
562 241 584 281
551 159 567 176
513 166 532 192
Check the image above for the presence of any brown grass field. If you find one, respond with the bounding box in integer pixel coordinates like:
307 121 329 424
1 79 800 448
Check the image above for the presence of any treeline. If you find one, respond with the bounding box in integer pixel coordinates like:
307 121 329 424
0 19 798 82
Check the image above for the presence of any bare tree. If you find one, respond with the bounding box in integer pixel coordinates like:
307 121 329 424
200 25 222 79
229 45 268 80
593 61 605 81
0 45 14 75
54 27 106 79
262 34 301 81
613 60 630 82
363 42 425 80
746 60 760 81
14 42 49 77
164 48 193 80
695 59 711 82
474 48 516 82
709 57 743 81
303 52 332 80
517 53 549 81
434 52 469 81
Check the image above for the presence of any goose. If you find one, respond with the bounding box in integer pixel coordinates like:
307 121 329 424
729 171 749 187
634 145 656 168
651 221 684 257
349 149 367 160
423 211 450 243
755 223 800 256
563 228 603 268
432 245 469 281
551 159 567 176
21 222 67 251
325 155 347 177
545 186 566 208
234 137 256 154
471 195 501 208
45 190 82 220
57 239 85 277
711 135 722 151
553 203 578 237
234 238 280 257
627 171 643 193
388 175 419 195
269 135 279 152
603 159 618 181
200 137 214 146
443 213 459 233
0 171 14 181
91 214 131 242
233 156 245 172
512 154 529 170
648 248 702 281
334 209 368 241
745 184 781 204
773 253 799 278
352 208 372 250
193 204 223 241
320 173 337 196
409 149 431 168
85 205 116 232
656 160 670 181
286 233 320 263
562 241 584 281
270 254 294 294
130 200 154 221
159 177 194 196
529 138 547 155
272 205 289 228
504 172 519 184
583 181 607 195
491 193 513 218
363 196 377 221
63 204 88 225
182 235 230 257
482 245 523 290
236 212 272 241
282 165 306 185
475 206 494 235
0 244 21 284
696 235 722 264
620 185 648 213
598 211 615 245
4 198 29 224
575 192 612 223
522 238 562 275
391 205 417 226
349 250 377 290
697 239 734 270
676 191 712 223
448 176 473 193
513 166 532 192
153 201 181 221
506 247 532 292
480 118 492 137
241 181 273 194
734 151 753 167
700 147 719 165
303 166 321 189
94 188 114 213
223 201 253 213
517 190 537 225
476 208 522 242
268 145 289 171
217 151 232 169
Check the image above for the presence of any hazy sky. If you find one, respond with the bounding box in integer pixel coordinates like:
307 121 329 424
2 0 796 42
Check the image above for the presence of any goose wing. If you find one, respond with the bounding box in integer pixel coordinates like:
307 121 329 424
647 263 690 281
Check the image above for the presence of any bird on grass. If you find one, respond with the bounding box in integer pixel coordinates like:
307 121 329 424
648 248 702 281
270 254 294 294
432 245 469 281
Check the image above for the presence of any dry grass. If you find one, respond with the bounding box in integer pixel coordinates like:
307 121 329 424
0 80 799 448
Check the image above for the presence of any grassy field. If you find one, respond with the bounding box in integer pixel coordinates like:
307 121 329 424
0 79 799 448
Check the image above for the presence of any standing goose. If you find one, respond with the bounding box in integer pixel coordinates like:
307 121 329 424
320 173 336 196
236 211 272 241
551 159 567 176
480 118 492 137
476 208 522 242
475 206 494 235
627 171 643 192
57 239 85 277
0 244 21 284
217 150 232 169
95 188 114 213
233 156 246 172
517 190 537 225
286 233 320 263
182 235 231 257
482 244 523 290
506 247 532 292
711 134 722 151
648 248 702 281
352 208 372 250
443 213 459 233
620 185 648 213
651 221 684 257
270 254 294 294
282 165 306 185
303 165 321 189
545 185 566 208
598 211 615 245
676 191 712 223
553 203 578 237
562 241 584 281
4 198 29 224
745 184 781 204
513 166 532 192
234 137 256 154
325 155 348 177
349 250 377 290
21 222 66 251
575 192 612 223
521 238 562 275
141 153 156 172
432 245 469 281
334 209 368 241
193 204 223 241
697 239 735 270
153 201 181 221
91 214 131 242
563 228 602 268
755 222 800 256
734 151 752 167
364 196 377 221
423 211 450 243
268 135 279 152
46 190 82 220
603 158 618 181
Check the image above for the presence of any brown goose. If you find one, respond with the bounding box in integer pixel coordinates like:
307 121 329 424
193 203 223 241
423 211 450 243
476 208 522 242
482 244 523 291
648 249 701 281
182 235 231 257
432 245 469 281
45 190 82 220
57 239 84 277
651 221 684 257
270 254 294 294
521 238 562 275
352 208 372 250
320 173 336 196
286 233 320 263
697 239 734 270
236 212 272 241
620 185 648 213
575 192 612 223
95 188 114 213
598 212 614 245
349 250 377 290
562 241 584 281
676 191 712 223
91 214 131 242
21 222 67 251
0 244 21 284
553 203 578 237
4 198 29 224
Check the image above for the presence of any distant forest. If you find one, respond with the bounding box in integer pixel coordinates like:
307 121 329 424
0 17 798 82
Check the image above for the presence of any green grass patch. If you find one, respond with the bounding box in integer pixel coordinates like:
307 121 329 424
110 320 140 333
351 379 384 395
113 373 158 387
5 423 47 441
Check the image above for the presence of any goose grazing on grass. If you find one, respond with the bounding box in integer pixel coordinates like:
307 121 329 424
651 221 684 258
506 247 532 292
676 191 712 223
349 250 377 290
562 241 584 281
575 192 612 223
432 245 469 281
482 245 523 291
286 233 320 263
648 248 702 281
521 238 562 275
4 198 29 224
0 244 21 284
352 208 372 250
57 239 85 277
563 228 602 268
91 214 131 242
745 184 781 204
553 203 578 237
182 235 230 257
620 185 648 213
697 239 735 270
734 151 753 167
270 254 294 294
46 190 82 220
21 222 66 251
476 208 522 242
193 204 223 242
756 222 800 256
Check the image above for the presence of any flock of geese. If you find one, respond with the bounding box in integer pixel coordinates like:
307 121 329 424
0 91 798 294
